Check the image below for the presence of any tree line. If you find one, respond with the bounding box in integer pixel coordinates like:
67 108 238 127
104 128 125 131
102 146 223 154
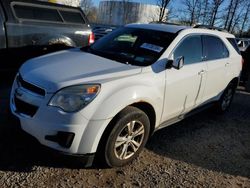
80 0 249 36
157 0 250 36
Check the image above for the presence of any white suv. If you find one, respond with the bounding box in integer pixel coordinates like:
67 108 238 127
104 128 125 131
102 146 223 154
10 23 242 167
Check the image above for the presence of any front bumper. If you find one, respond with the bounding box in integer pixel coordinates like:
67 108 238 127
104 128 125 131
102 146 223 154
46 146 96 167
10 76 111 155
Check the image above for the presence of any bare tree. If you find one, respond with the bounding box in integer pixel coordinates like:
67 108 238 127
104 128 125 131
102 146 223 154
157 0 171 22
87 6 98 22
227 0 242 31
182 0 201 25
239 1 250 36
231 9 243 33
194 0 201 23
209 0 225 26
80 0 94 16
223 0 234 29
201 0 210 24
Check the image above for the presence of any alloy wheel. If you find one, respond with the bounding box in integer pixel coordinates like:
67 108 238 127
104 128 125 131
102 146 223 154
114 120 145 160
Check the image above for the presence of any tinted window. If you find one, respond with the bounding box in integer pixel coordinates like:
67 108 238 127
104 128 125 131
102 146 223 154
203 35 228 61
60 11 85 24
244 41 249 47
173 35 202 64
227 38 240 54
223 44 229 58
86 27 176 66
13 4 62 22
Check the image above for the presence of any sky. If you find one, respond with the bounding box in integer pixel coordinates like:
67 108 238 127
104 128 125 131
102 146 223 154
92 0 183 8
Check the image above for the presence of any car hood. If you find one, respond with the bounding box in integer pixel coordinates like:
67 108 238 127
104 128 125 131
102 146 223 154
20 48 142 93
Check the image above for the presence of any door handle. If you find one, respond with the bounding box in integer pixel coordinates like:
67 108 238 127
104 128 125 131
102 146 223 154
198 70 205 75
225 62 230 67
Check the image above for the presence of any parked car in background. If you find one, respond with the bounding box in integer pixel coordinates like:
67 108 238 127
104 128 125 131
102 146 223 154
237 38 250 52
0 0 94 74
91 24 117 40
236 38 250 89
241 45 250 91
10 24 241 167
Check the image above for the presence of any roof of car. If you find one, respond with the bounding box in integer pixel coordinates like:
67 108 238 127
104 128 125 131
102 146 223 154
126 23 236 38
126 23 189 34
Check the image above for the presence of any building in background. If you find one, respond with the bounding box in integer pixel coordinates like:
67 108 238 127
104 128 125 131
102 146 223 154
97 0 163 26
38 0 165 25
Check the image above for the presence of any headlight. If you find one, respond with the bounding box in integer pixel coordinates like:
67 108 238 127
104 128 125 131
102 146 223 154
48 84 100 112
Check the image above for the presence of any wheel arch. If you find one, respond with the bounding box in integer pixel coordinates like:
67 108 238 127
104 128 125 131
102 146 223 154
99 101 156 145
130 102 156 136
94 102 156 164
38 35 76 47
228 77 239 90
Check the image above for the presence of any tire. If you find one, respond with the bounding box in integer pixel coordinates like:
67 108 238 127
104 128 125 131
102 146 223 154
103 106 150 167
216 83 236 113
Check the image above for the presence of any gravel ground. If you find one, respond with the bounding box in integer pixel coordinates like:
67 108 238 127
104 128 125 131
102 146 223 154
0 83 249 188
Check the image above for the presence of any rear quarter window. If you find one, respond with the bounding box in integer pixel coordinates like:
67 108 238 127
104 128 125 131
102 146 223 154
227 38 241 54
13 4 62 22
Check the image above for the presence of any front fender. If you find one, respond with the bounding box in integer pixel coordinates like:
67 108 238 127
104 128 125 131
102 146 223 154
77 84 164 154
82 84 164 127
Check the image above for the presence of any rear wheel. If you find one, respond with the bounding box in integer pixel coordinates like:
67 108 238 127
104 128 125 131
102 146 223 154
216 83 236 113
103 106 150 167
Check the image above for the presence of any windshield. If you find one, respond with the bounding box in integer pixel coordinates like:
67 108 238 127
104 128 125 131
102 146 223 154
82 27 176 66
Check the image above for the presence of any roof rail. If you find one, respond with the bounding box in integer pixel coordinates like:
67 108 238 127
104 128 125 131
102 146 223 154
193 24 228 33
149 21 183 26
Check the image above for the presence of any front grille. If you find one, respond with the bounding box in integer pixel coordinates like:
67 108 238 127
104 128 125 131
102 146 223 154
14 96 38 117
17 75 46 96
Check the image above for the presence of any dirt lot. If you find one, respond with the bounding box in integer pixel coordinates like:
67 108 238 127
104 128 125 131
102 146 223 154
0 82 249 188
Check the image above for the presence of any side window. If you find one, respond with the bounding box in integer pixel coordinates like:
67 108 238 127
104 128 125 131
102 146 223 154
173 35 202 65
223 44 229 58
13 4 62 22
59 11 85 24
203 35 228 61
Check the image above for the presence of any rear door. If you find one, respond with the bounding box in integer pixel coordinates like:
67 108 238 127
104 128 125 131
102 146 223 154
161 35 207 121
201 35 230 102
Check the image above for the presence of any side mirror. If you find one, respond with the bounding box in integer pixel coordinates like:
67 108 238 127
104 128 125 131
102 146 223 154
171 56 184 70
166 56 184 70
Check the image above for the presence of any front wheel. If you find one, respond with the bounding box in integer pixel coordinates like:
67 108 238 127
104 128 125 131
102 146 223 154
104 106 150 167
216 83 236 113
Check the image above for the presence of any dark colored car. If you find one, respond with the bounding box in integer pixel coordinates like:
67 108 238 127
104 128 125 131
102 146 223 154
241 45 250 91
0 0 94 75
